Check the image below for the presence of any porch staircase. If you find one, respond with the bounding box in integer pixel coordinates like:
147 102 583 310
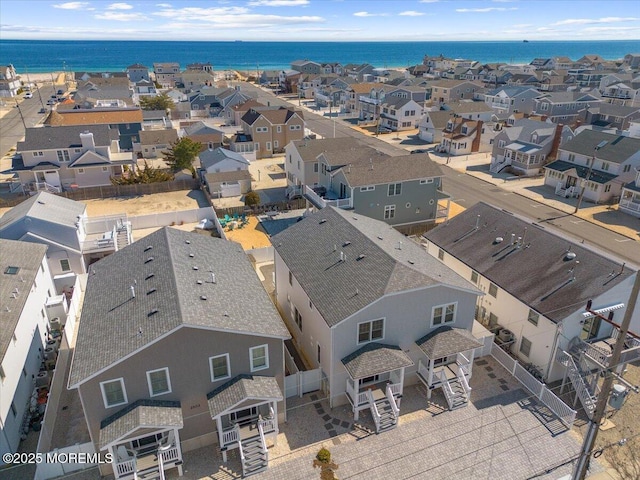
239 435 268 477
439 370 470 410
115 221 132 251
366 387 399 433
555 182 578 198
557 350 597 418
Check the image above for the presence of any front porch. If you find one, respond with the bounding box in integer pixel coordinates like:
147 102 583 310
341 343 414 433
99 400 184 480
207 374 283 477
415 326 482 410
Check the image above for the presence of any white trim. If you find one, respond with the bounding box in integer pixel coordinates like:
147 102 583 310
250 344 269 372
68 324 288 389
581 303 625 318
209 353 231 382
146 367 172 397
100 378 128 409
430 302 457 328
356 317 385 345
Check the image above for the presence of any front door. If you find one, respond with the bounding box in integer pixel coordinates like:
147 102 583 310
44 170 61 188
339 183 347 198
565 176 577 189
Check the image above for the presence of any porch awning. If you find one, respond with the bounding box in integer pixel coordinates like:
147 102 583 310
341 343 414 380
582 303 625 318
207 374 283 419
99 400 183 450
416 326 483 360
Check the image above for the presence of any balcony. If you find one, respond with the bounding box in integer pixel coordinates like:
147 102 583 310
359 96 381 105
619 198 640 217
602 91 632 100
304 185 353 210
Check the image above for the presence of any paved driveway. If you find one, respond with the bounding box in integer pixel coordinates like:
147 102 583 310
171 356 599 480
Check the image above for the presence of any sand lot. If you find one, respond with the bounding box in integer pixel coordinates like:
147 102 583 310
83 190 208 217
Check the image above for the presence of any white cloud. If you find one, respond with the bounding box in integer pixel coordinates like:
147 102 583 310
456 7 517 13
107 3 134 10
95 11 148 21
155 3 171 6
552 17 638 26
419 0 439 3
248 0 310 6
399 11 425 17
152 6 324 28
52 2 89 9
353 11 388 17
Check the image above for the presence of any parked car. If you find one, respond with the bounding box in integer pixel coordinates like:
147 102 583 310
24 92 33 99
47 99 56 105
57 89 64 95
410 149 430 154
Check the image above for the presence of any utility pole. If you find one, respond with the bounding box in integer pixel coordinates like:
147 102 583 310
574 140 608 214
572 271 640 480
15 100 27 129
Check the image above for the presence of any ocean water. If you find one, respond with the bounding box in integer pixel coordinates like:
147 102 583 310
1 39 639 73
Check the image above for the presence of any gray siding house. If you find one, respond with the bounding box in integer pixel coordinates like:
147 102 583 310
285 138 450 234
273 207 483 432
68 228 290 479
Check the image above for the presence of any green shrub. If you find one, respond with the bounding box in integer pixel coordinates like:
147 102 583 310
316 447 331 464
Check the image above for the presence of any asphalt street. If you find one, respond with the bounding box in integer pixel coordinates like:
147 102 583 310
239 82 640 267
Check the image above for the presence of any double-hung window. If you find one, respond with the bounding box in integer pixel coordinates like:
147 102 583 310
210 354 230 381
388 183 401 196
357 319 384 344
250 345 269 372
100 378 127 408
432 303 456 327
146 368 171 397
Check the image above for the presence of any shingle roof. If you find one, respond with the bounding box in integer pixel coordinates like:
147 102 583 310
559 130 640 164
544 160 618 184
207 375 283 418
341 343 414 380
200 147 250 170
272 207 477 327
205 170 252 184
290 137 368 163
69 228 289 386
0 239 48 363
423 202 635 323
446 101 494 114
18 125 118 152
486 86 540 97
0 191 86 230
99 400 183 449
341 153 443 187
242 107 302 126
416 326 482 359
44 109 143 126
138 129 178 146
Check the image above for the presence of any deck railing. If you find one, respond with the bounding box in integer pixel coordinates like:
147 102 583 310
221 424 240 447
114 458 136 478
367 390 381 431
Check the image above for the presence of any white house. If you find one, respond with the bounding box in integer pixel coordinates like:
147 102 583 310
0 240 55 463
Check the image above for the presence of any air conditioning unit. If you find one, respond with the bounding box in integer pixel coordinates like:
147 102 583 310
36 370 50 388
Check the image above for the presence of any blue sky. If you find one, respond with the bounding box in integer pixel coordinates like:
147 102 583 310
1 0 639 41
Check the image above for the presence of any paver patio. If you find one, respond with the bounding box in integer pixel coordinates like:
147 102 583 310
165 356 599 480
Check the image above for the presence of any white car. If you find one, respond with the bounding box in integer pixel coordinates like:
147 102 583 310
46 99 56 105
24 92 33 98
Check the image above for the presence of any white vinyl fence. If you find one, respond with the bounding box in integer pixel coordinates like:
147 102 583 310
34 442 98 480
285 369 323 398
491 344 576 428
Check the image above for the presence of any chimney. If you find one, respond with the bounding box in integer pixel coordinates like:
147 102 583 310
471 120 483 152
548 123 564 162
80 131 96 152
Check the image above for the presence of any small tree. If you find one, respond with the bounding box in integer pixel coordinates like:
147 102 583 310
139 92 174 111
162 138 202 172
111 161 174 185
244 190 261 207
313 447 338 480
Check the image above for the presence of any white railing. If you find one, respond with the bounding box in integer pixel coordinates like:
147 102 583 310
438 370 456 409
346 378 369 407
359 96 381 105
580 341 610 367
514 363 544 398
304 185 327 208
325 197 353 209
159 445 180 464
115 458 136 478
387 382 402 397
619 199 640 214
257 423 268 457
557 351 596 418
456 368 472 396
367 390 381 431
222 424 240 446
490 158 510 173
492 344 576 428
385 385 400 417
157 446 166 480
34 181 61 194
258 417 277 434
238 437 246 472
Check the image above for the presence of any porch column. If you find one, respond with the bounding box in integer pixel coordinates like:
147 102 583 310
271 400 278 447
468 349 476 378
398 367 405 408
173 428 183 476
427 358 434 400
216 416 227 463
108 446 118 480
